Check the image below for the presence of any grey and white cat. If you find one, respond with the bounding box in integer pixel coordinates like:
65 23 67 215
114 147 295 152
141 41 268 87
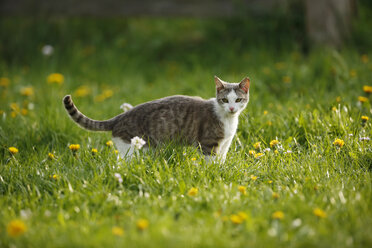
63 76 250 161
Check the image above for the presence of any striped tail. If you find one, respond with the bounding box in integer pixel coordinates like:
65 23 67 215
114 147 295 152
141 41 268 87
63 95 114 131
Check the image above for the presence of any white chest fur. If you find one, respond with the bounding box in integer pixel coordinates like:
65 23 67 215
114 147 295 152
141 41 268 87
221 115 239 138
217 114 239 159
212 97 243 161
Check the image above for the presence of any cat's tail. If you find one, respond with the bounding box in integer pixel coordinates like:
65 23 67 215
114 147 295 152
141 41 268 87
63 95 114 131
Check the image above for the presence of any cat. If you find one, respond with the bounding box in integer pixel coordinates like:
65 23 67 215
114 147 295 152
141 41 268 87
63 76 250 162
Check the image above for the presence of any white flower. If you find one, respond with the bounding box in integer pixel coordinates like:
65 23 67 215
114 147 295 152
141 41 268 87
28 103 35 110
359 137 370 141
131 136 146 150
20 209 32 220
263 148 271 153
114 173 123 183
276 144 284 151
41 45 54 56
44 210 52 217
284 150 292 154
120 103 133 112
291 218 302 228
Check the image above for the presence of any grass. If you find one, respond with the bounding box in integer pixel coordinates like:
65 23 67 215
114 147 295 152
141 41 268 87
1 15 372 247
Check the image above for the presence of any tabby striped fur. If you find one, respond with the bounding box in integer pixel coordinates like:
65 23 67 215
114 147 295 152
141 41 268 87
63 95 115 131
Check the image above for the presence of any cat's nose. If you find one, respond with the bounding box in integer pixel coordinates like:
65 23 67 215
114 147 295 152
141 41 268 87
229 107 235 112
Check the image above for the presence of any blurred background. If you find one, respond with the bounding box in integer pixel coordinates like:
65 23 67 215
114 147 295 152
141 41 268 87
0 0 371 115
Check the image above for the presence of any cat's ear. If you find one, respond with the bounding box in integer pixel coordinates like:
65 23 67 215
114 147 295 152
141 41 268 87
214 76 225 92
239 77 250 93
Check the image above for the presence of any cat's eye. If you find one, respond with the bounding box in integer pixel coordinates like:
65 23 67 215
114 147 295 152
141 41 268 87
235 98 242 103
221 98 228 103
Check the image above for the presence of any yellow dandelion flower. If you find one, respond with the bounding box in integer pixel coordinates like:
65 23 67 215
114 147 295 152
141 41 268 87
333 139 345 148
191 157 196 161
47 73 64 85
272 192 280 199
11 111 17 118
332 107 337 111
361 54 369 64
74 85 91 98
91 148 98 154
263 110 268 115
21 109 28 116
187 187 198 196
248 150 256 156
253 142 261 150
7 219 27 237
237 212 248 220
112 226 124 236
254 153 264 159
349 69 357 78
361 116 369 123
358 96 369 103
106 140 113 147
9 147 19 155
363 85 372 94
250 175 257 181
275 62 285 70
94 89 114 102
270 139 280 148
69 144 80 151
336 96 341 103
103 89 113 98
282 76 291 83
48 153 55 159
272 211 284 220
262 67 271 75
114 150 119 155
0 77 10 87
313 208 327 218
52 174 58 180
94 94 106 102
20 87 34 96
136 218 149 231
238 186 247 195
10 103 20 112
268 180 273 184
230 214 244 224
267 121 273 126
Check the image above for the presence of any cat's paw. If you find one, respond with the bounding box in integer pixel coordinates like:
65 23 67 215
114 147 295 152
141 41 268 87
205 155 218 164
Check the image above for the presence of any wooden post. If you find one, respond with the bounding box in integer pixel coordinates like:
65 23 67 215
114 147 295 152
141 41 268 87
305 0 357 47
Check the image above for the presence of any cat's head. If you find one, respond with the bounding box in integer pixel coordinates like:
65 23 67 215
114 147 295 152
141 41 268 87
214 76 250 115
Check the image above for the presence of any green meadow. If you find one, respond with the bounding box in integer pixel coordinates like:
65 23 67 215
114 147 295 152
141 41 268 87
1 8 372 248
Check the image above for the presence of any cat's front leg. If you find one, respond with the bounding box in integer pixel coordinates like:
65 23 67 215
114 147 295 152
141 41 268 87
200 141 219 163
205 155 218 164
216 137 234 162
